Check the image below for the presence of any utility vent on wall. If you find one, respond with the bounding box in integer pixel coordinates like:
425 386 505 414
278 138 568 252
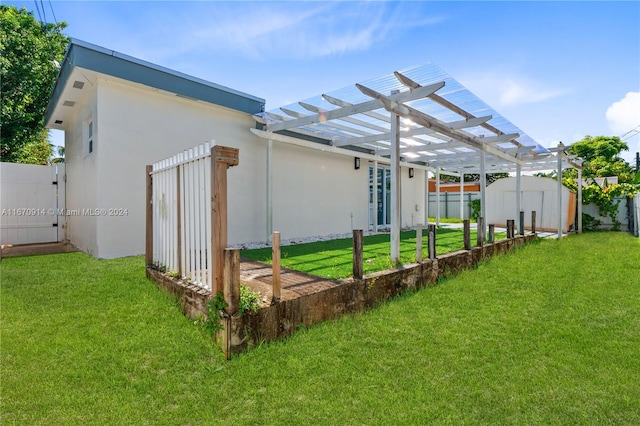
63 100 75 107
73 80 85 89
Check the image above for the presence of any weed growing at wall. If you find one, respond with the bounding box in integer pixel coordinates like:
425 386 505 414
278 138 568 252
239 285 260 315
204 292 227 335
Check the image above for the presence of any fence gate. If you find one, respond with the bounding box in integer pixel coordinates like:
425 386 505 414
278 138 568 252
0 162 65 245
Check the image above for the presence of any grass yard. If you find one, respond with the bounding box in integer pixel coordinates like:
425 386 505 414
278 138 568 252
242 227 495 279
1 232 639 424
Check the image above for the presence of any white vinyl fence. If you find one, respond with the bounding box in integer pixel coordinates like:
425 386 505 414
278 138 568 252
150 142 213 290
1 162 65 245
634 194 640 237
427 192 479 220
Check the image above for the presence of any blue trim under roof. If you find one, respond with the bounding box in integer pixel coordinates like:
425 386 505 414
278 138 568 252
45 39 265 122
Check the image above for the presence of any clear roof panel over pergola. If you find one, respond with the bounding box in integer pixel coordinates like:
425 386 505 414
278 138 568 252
253 63 582 174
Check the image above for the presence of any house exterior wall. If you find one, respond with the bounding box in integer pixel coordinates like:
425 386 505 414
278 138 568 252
271 142 369 239
63 82 99 255
61 75 430 259
401 169 426 227
65 77 266 258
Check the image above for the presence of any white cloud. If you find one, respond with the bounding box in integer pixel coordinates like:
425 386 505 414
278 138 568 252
460 73 569 108
173 3 445 60
606 92 640 135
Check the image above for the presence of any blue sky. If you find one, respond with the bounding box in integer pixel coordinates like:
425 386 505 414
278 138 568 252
7 1 640 163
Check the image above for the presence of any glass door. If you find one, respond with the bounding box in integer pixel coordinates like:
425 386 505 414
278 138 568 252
369 165 391 229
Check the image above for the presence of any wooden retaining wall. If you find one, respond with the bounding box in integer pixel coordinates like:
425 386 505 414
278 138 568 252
146 233 536 359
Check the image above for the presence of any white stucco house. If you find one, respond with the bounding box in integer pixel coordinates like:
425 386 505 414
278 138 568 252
45 40 428 258
46 40 574 259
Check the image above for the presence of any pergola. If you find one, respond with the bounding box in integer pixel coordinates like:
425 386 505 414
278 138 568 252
251 64 583 261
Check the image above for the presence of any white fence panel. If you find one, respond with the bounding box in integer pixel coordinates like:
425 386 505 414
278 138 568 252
427 192 479 220
151 142 212 291
634 194 640 237
1 162 65 245
583 197 629 230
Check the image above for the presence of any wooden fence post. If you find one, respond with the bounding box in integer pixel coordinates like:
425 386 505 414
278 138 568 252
428 224 436 260
145 165 153 266
353 229 363 279
463 219 471 250
519 211 525 236
272 231 281 304
210 146 239 294
416 224 423 262
488 224 495 243
477 217 485 247
531 211 537 234
223 248 240 315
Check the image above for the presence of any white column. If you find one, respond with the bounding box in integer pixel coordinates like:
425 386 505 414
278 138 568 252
479 151 487 240
373 160 378 231
459 172 465 219
516 164 522 230
266 139 273 242
557 147 563 239
435 168 441 226
577 167 583 234
424 169 430 224
390 113 401 263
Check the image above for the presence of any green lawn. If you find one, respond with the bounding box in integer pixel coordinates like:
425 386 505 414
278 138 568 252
242 227 494 279
2 232 639 424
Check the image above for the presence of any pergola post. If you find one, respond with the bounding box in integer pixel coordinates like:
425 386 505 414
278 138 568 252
577 167 583 233
211 145 239 294
266 139 273 243
425 169 430 225
557 144 563 240
516 164 522 232
435 168 441 226
373 160 378 231
459 172 465 220
390 112 401 263
479 151 487 243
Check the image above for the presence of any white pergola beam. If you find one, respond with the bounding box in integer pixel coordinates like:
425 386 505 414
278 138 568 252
356 83 525 166
267 81 445 133
299 102 389 133
322 93 391 123
395 70 541 157
333 115 493 148
250 128 434 171
280 107 375 137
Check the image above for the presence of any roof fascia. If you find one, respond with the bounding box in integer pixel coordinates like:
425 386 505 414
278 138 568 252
45 39 265 124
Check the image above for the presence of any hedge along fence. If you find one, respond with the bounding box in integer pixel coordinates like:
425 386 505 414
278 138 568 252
146 142 239 293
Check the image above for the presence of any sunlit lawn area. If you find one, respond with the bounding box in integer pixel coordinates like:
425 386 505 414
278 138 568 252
2 232 639 424
241 227 498 279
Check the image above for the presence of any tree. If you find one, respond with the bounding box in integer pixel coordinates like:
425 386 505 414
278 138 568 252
561 135 638 230
0 6 68 163
567 135 633 182
50 144 64 163
439 172 509 185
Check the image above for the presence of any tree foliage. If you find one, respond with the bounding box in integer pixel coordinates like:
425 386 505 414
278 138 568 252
439 172 509 185
560 135 639 230
0 5 68 163
567 135 633 182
